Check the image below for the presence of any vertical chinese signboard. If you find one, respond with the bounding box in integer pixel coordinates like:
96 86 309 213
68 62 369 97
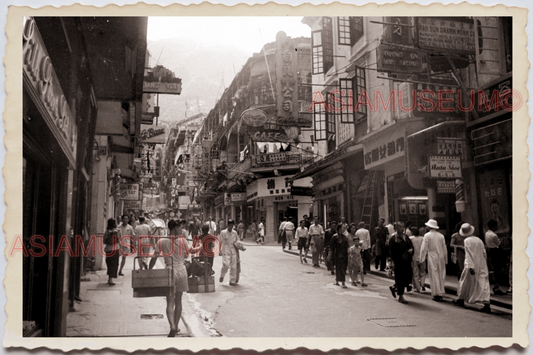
276 32 299 126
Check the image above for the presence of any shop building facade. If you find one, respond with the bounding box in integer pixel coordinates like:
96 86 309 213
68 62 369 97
22 17 147 336
195 32 315 240
296 15 513 255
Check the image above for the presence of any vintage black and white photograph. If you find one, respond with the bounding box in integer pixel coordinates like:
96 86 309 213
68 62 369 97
6 2 530 352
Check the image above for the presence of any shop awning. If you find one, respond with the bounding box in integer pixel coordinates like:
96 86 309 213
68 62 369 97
288 140 363 181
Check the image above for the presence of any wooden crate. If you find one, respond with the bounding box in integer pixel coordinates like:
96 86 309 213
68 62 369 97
188 276 215 293
132 268 173 298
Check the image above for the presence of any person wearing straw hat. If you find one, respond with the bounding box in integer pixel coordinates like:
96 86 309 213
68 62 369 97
420 219 448 302
453 223 491 313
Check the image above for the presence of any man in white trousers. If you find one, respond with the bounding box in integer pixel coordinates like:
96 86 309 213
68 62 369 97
420 219 448 302
219 219 240 286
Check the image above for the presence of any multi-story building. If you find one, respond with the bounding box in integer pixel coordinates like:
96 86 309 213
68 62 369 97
195 32 315 243
22 17 147 336
295 16 512 274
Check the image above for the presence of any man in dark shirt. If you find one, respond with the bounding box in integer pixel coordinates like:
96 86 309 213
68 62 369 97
197 223 215 275
303 215 311 230
324 221 337 275
372 217 389 271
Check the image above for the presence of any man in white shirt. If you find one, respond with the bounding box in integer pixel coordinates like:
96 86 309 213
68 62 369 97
118 214 135 276
307 216 325 267
295 220 309 263
355 221 371 274
134 217 152 270
206 217 217 236
219 219 240 285
284 217 295 250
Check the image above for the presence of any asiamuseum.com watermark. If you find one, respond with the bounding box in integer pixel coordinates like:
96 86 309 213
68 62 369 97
9 235 222 258
308 88 521 113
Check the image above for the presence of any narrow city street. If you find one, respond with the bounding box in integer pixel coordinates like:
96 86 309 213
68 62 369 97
189 243 512 337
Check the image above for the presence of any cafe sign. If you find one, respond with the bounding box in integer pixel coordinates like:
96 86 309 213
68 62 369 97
241 108 268 127
23 17 78 168
120 184 140 201
429 155 462 178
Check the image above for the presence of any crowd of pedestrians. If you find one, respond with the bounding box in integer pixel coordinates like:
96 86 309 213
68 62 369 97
276 214 510 314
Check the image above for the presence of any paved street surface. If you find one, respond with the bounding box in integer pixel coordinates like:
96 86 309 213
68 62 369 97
67 243 511 338
67 258 209 337
191 243 512 337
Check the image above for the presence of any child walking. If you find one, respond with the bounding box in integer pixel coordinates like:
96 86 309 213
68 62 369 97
348 236 367 286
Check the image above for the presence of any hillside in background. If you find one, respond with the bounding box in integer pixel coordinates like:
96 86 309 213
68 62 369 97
147 38 251 126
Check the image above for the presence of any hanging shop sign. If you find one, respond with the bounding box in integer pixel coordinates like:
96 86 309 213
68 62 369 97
436 138 467 161
139 124 166 144
246 175 296 201
413 83 461 118
363 128 405 170
471 118 512 166
436 180 456 194
23 17 78 168
143 78 182 95
406 121 467 189
472 73 513 121
415 17 476 54
241 108 268 127
214 195 224 206
231 193 246 202
120 184 140 200
123 200 142 211
376 43 424 74
429 155 462 178
224 193 232 206
290 186 313 196
251 152 306 168
141 112 157 125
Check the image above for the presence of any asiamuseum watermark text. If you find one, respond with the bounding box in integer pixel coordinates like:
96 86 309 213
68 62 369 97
308 88 521 113
9 235 221 258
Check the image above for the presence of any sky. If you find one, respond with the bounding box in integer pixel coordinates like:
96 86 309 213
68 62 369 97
148 16 310 56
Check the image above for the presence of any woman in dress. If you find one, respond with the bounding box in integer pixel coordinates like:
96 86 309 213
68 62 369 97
330 223 349 288
346 223 357 248
103 218 121 286
388 221 414 304
156 219 202 337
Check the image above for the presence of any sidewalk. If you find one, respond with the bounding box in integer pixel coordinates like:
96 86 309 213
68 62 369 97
67 257 205 337
282 248 512 310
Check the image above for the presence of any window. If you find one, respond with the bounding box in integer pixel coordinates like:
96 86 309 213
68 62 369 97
350 17 364 45
353 67 367 122
312 31 324 74
326 92 337 153
311 18 334 74
339 78 354 123
313 102 327 141
326 92 337 136
338 17 351 45
322 18 334 73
